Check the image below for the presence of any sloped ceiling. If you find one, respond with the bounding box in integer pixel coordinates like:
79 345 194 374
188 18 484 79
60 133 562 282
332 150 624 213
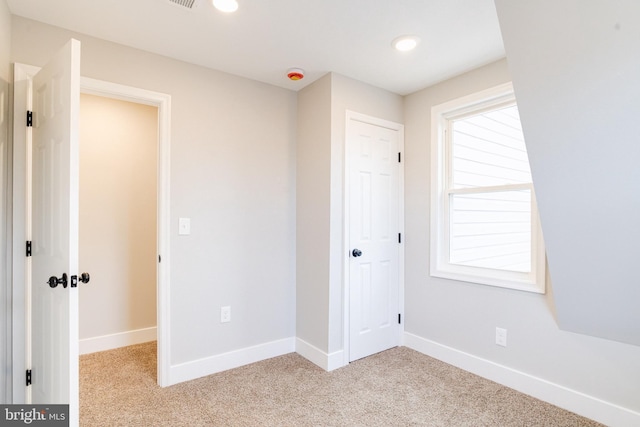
6 0 505 95
495 0 640 346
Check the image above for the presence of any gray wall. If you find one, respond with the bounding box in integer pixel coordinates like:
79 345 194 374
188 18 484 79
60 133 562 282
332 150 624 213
328 74 403 354
6 2 640 418
0 0 12 404
495 0 640 346
11 16 296 367
296 74 332 353
404 58 640 414
296 72 403 362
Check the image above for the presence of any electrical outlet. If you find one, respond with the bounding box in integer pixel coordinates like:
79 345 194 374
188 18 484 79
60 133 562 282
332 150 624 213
496 327 507 347
220 306 231 323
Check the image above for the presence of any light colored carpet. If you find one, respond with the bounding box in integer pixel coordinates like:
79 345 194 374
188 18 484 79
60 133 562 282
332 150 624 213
80 342 602 426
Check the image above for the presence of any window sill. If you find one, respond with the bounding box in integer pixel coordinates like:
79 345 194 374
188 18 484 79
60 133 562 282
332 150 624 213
430 266 545 294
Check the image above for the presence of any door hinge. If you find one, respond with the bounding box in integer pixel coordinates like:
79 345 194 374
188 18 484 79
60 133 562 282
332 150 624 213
398 233 402 244
398 313 402 324
26 111 33 127
26 369 32 386
398 152 401 163
26 241 32 257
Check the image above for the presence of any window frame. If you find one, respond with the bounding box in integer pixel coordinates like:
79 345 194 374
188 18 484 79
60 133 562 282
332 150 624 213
430 82 546 293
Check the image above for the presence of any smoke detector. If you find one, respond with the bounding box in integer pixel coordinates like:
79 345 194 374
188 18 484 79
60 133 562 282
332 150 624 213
167 0 201 10
287 68 305 81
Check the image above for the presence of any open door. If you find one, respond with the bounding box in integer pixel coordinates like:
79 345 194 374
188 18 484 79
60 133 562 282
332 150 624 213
30 39 81 425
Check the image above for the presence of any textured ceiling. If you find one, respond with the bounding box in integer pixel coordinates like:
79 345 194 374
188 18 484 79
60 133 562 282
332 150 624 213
6 0 505 95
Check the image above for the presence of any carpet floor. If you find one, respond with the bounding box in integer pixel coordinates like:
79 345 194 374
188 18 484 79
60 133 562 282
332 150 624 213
80 341 603 426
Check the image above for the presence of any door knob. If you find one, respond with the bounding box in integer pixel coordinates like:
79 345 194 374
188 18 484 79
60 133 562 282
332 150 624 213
70 272 91 288
352 248 363 257
48 273 68 289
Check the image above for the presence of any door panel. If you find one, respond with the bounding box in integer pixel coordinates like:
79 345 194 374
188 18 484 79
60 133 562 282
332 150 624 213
349 117 401 362
30 39 81 425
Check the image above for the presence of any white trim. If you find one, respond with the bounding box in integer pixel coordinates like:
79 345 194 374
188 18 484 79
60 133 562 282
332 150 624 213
12 66 173 399
295 338 344 371
170 337 295 385
432 82 516 120
343 111 405 366
404 332 640 427
79 77 172 387
429 82 545 293
79 327 157 355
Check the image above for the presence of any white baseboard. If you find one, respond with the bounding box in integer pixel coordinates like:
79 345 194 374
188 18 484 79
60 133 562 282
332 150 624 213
79 326 157 355
169 337 295 385
295 338 345 371
404 332 640 427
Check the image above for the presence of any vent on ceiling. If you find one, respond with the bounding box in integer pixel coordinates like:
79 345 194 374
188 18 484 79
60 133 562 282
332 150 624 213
167 0 201 10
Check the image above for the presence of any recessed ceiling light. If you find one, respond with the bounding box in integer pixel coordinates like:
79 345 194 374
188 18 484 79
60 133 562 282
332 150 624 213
392 35 420 52
212 0 238 12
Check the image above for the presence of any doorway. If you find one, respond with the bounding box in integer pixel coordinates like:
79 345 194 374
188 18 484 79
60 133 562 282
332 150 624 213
79 77 171 388
78 93 158 355
12 64 172 402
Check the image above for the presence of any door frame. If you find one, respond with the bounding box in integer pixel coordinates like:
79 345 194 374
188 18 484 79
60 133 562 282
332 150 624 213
12 64 172 401
342 110 405 365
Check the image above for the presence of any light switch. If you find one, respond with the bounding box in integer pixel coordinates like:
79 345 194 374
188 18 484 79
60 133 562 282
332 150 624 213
178 218 191 235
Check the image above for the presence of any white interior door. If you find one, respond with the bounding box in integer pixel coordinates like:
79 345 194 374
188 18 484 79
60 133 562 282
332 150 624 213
348 114 402 362
30 38 81 423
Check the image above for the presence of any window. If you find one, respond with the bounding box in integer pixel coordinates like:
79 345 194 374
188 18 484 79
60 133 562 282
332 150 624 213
430 83 545 293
